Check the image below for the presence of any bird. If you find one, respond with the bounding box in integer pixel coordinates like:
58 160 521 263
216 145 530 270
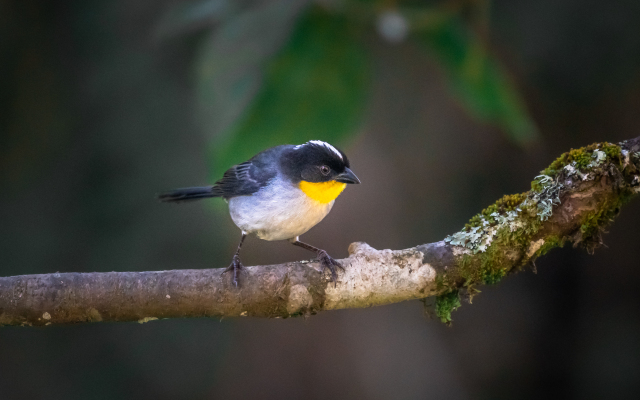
158 140 360 287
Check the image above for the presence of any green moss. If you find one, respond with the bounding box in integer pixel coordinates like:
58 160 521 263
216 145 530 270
539 142 622 178
482 268 506 285
441 200 547 290
456 254 476 286
574 151 596 169
435 290 461 324
533 235 565 259
464 192 528 230
437 140 634 325
452 244 510 287
531 179 543 192
531 174 559 194
579 191 633 241
541 145 595 177
478 242 511 285
601 142 623 166
435 273 446 291
602 143 621 158
443 222 533 290
437 199 551 321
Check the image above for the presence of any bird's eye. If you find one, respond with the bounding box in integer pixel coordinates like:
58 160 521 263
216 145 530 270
320 165 330 175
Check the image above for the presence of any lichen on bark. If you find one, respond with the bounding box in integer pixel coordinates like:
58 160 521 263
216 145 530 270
436 139 640 321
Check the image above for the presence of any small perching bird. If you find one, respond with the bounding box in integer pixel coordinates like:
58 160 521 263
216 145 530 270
159 140 360 286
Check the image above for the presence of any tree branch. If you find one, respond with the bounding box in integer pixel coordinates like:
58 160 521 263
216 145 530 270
2 137 640 327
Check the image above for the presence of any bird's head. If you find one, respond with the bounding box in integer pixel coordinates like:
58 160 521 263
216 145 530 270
282 140 360 203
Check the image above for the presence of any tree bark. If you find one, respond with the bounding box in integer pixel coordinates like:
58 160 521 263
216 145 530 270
1 137 639 327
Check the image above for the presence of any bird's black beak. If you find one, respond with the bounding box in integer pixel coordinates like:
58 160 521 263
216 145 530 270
335 167 361 184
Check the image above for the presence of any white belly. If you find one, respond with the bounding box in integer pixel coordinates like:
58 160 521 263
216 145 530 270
228 180 334 241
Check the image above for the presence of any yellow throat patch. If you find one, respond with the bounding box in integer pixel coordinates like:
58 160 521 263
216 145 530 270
299 180 347 204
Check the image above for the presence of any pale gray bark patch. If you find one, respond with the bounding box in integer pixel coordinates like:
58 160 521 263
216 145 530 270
323 242 437 310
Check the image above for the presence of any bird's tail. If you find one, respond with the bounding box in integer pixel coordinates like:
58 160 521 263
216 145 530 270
157 186 220 202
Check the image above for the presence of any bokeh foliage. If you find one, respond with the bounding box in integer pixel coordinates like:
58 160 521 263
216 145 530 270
165 0 539 178
416 16 538 144
209 9 370 175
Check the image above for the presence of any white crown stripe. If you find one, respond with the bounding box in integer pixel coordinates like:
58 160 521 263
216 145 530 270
294 141 344 160
307 140 343 160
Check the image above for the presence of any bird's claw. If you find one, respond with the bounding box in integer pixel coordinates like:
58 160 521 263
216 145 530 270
316 250 343 287
223 254 244 287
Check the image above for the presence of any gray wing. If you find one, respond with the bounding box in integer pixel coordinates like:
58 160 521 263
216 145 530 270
212 148 281 198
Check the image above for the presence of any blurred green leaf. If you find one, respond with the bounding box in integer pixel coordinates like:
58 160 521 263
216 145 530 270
415 17 538 145
209 8 370 178
195 0 310 142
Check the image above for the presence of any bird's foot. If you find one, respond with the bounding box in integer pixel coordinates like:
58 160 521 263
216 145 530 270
223 255 244 287
316 250 344 286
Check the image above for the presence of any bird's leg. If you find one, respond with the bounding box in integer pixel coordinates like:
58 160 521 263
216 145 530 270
290 238 344 285
223 232 246 287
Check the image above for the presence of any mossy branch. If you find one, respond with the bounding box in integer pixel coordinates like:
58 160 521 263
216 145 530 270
1 137 639 327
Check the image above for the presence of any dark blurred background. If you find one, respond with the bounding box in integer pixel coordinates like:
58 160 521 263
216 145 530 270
2 0 640 399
